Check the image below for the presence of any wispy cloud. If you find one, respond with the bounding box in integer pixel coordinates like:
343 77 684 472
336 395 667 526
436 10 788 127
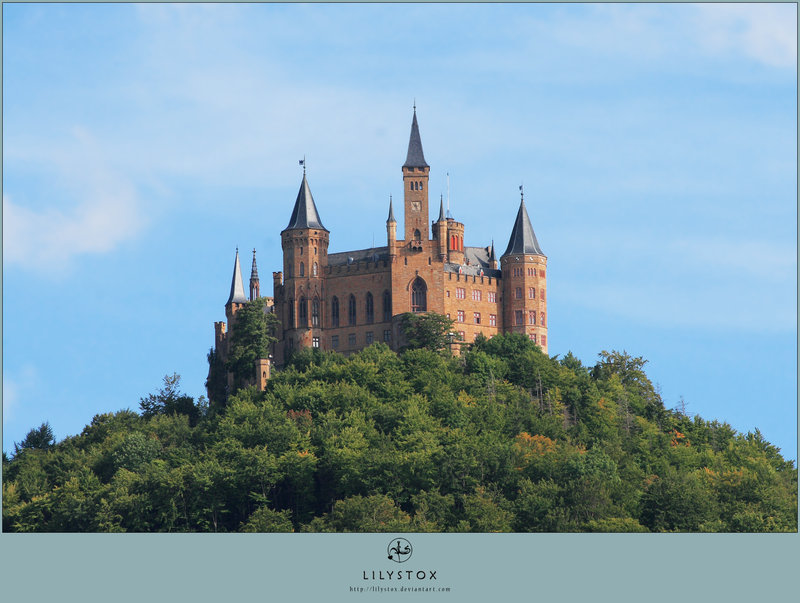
694 3 797 68
3 128 145 274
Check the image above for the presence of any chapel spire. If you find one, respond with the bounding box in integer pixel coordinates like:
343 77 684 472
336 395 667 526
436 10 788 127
249 249 260 301
227 248 248 305
437 195 446 222
387 195 396 223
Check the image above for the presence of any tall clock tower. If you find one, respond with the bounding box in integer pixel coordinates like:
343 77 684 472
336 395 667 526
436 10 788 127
402 107 430 245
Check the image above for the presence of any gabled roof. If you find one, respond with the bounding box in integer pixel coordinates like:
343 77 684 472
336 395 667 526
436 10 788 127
284 173 327 232
403 110 429 168
501 200 544 258
227 249 248 305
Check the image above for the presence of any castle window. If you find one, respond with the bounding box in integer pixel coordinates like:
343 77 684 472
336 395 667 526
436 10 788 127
459 331 465 341
300 247 303 255
472 290 482 301
410 182 414 191
541 289 546 301
489 314 497 326
515 287 522 299
530 333 537 343
300 262 305 277
419 181 423 190
515 310 524 326
288 300 295 327
299 296 308 326
331 296 340 328
529 287 535 299
312 298 320 327
446 290 450 297
413 229 421 241
366 292 374 324
540 269 546 278
348 333 356 347
331 335 339 349
383 290 391 322
411 277 427 312
474 312 481 324
313 262 318 276
456 287 465 300
366 331 374 345
541 335 546 346
383 330 391 342
312 337 320 348
529 310 536 325
348 294 357 325
488 292 497 303
457 310 465 323
541 312 546 326
314 247 317 255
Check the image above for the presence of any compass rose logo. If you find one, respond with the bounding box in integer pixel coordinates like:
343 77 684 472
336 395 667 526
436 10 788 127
387 538 413 563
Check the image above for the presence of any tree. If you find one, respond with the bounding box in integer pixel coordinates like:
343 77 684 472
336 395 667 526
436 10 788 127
139 373 200 425
398 312 457 352
226 298 281 392
14 422 55 455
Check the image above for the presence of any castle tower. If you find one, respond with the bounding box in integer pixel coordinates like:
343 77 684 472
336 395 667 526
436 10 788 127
387 195 397 259
225 248 249 325
446 216 465 265
500 191 548 353
280 170 330 358
402 107 430 247
433 197 447 261
249 249 260 300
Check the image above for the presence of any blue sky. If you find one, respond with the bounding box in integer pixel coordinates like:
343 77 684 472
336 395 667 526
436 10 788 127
2 3 797 460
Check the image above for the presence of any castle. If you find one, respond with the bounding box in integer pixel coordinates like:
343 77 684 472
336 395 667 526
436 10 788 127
212 109 547 389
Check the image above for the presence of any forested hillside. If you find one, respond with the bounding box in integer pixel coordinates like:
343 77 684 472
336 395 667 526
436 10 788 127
3 322 796 532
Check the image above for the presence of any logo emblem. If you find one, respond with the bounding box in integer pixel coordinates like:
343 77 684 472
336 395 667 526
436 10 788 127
387 538 412 563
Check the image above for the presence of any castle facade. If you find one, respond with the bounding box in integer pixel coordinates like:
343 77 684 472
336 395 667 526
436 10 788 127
213 110 547 385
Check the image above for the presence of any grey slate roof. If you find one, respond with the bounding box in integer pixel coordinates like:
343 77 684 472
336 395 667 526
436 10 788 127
327 246 390 267
437 197 446 222
403 110 429 168
488 240 497 263
227 249 248 304
444 246 501 278
250 249 259 280
284 174 327 231
501 200 544 258
387 197 396 223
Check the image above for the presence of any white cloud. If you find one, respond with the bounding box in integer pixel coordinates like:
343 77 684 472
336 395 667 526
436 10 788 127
695 3 797 68
3 128 145 274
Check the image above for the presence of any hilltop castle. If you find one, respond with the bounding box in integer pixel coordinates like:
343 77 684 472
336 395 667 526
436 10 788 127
212 109 547 390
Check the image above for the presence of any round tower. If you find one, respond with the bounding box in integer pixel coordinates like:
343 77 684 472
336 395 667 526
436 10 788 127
280 171 329 357
500 193 548 354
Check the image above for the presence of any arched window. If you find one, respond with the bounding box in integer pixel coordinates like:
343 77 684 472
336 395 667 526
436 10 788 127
419 181 423 190
299 296 307 326
410 182 414 191
288 299 295 327
348 294 357 325
299 262 305 277
413 229 421 241
312 298 320 326
411 277 427 312
383 290 391 322
366 292 374 324
331 296 340 328
312 262 318 276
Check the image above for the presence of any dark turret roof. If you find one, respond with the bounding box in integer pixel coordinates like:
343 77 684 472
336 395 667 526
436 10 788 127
284 173 327 231
387 196 396 223
250 249 259 281
489 239 497 263
403 110 429 168
437 196 446 222
501 200 544 258
227 248 248 305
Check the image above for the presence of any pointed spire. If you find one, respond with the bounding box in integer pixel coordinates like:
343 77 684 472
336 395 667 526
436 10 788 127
437 195 446 222
403 107 429 168
250 249 259 280
501 199 544 258
284 173 327 232
387 194 396 223
227 248 248 305
489 239 497 262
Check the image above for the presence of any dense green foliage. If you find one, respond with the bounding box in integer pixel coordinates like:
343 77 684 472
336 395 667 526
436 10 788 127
3 335 796 532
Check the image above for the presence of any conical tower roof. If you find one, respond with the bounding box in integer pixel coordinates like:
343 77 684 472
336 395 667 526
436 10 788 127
501 200 544 258
387 195 396 223
489 239 497 262
250 249 259 280
403 109 429 168
437 196 446 222
284 173 327 231
227 248 248 304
